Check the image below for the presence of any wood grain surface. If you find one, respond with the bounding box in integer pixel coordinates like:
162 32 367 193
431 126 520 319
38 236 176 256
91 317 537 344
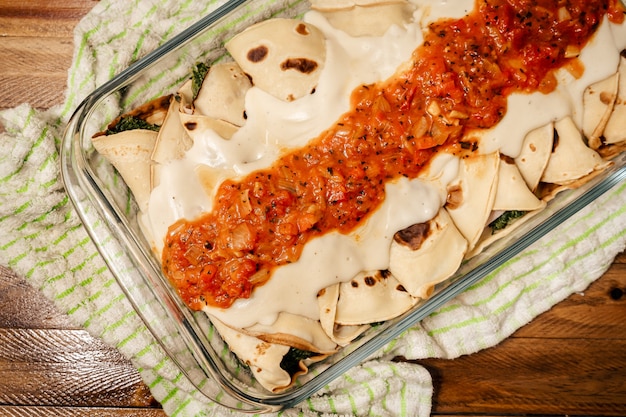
1 1 625 416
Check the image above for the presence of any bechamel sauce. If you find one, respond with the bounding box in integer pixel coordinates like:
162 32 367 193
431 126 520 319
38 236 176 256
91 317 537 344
144 1 626 329
145 8 423 255
208 153 458 327
481 16 626 157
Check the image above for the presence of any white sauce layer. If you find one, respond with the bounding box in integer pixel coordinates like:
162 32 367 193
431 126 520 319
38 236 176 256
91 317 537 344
145 9 423 254
209 153 459 327
144 2 626 329
412 0 475 25
481 16 626 157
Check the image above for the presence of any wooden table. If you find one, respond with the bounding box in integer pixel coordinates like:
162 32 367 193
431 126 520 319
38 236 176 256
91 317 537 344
1 1 625 415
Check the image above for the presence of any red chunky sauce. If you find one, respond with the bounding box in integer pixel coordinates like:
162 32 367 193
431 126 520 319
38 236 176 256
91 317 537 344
162 0 625 309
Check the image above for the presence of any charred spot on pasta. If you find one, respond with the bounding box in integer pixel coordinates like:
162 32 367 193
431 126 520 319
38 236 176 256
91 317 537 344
247 45 269 63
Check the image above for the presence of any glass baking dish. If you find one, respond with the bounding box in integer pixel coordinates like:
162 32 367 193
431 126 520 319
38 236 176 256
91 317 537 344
60 0 626 412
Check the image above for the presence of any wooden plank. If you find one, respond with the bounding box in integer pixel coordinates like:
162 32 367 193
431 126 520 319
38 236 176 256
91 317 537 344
0 72 68 112
0 406 166 417
418 337 626 415
0 267 77 330
0 0 96 38
0 269 162 410
0 0 92 112
1 37 74 73
0 37 73 110
417 250 626 415
0 328 157 408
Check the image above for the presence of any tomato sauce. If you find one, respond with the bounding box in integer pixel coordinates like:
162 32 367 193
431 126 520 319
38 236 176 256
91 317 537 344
162 0 625 310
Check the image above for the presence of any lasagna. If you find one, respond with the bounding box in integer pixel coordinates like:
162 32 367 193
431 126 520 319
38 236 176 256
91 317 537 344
92 0 626 392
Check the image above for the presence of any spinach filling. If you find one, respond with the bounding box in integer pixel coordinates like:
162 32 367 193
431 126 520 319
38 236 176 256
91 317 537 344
191 62 210 99
105 115 160 135
280 348 316 375
489 210 527 233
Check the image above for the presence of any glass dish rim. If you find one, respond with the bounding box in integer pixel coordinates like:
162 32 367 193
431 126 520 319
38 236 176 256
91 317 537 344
59 0 626 412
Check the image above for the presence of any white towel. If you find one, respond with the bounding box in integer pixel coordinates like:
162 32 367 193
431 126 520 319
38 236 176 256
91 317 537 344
0 1 624 416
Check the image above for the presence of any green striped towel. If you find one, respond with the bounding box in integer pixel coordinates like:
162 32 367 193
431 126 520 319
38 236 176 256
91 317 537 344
1 0 624 415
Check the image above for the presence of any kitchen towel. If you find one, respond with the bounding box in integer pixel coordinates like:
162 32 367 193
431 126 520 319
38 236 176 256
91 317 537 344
1 0 625 416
